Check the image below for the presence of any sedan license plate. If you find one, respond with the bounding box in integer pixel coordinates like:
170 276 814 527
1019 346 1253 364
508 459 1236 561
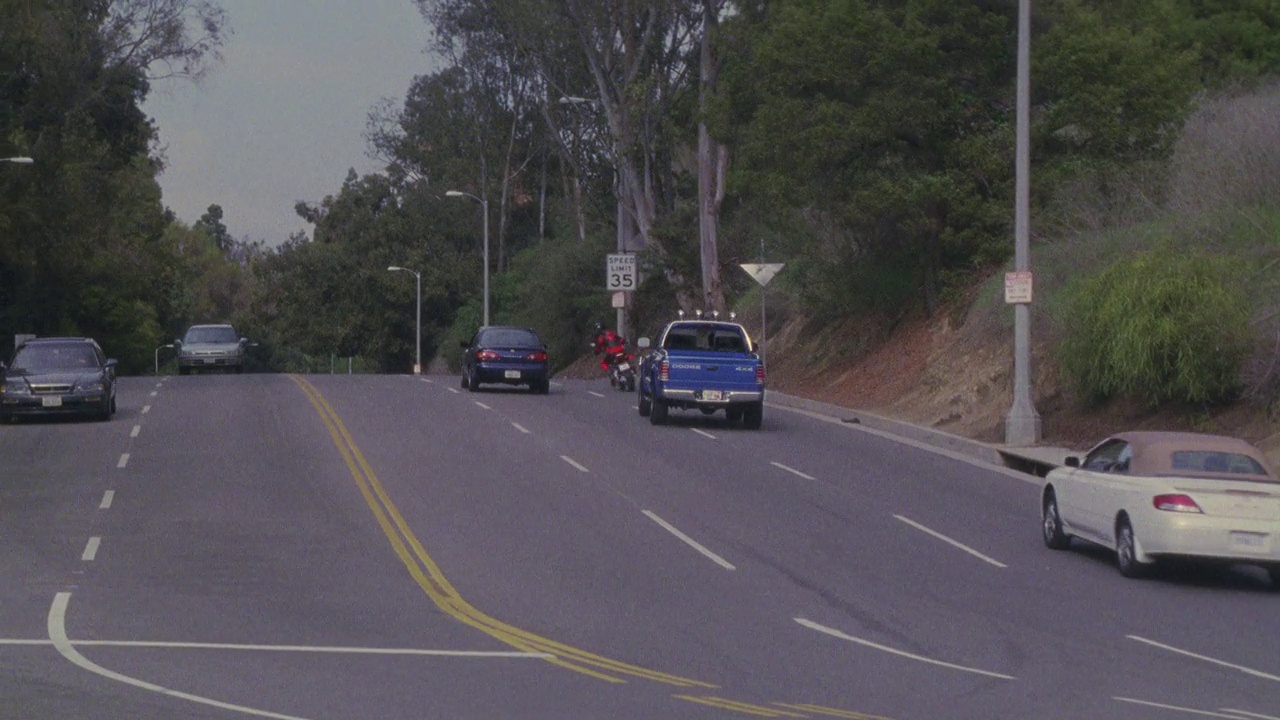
42 395 63 408
202 358 216 364
504 370 521 379
702 390 724 402
1230 532 1270 553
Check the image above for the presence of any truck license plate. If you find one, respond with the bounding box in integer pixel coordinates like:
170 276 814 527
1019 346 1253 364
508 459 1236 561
505 370 521 379
42 396 63 408
702 390 723 402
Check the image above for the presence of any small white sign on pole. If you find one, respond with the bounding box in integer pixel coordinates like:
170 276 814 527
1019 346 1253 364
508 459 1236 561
611 291 626 309
1004 271 1033 304
606 253 637 291
740 263 785 287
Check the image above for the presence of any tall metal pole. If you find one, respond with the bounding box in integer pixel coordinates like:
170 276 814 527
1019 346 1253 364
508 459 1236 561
482 198 490 327
759 238 767 367
616 170 627 340
414 270 422 374
1005 0 1041 446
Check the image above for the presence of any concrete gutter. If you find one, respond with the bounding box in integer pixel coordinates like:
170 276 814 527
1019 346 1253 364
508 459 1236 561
767 391 1076 477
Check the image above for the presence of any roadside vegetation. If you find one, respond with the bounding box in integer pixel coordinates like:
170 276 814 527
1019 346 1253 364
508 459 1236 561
1 0 1277 434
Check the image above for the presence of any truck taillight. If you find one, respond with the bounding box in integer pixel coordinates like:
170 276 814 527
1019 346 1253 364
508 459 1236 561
659 361 669 382
756 364 765 383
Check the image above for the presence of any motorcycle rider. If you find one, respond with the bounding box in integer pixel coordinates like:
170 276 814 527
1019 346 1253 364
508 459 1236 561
591 322 629 373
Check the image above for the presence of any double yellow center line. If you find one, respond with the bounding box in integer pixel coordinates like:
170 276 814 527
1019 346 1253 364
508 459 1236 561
290 375 713 688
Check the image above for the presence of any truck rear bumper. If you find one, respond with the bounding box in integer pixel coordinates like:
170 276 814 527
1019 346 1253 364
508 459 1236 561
660 388 763 404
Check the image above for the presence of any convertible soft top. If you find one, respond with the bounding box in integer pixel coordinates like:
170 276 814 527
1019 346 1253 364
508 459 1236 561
1108 431 1277 481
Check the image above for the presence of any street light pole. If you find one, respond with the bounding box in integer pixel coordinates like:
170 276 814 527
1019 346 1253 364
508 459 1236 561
445 190 490 326
387 266 422 374
1004 0 1042 446
155 344 173 375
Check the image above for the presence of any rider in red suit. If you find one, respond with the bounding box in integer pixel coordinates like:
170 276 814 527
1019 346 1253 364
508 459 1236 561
592 323 629 372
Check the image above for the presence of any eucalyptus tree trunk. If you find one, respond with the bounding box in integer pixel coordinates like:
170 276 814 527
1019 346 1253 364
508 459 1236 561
697 0 728 314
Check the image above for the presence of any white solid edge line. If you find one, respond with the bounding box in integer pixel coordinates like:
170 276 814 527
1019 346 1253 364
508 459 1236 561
130 425 141 438
49 593 318 720
769 403 1040 487
116 453 129 469
795 618 1015 680
99 490 114 509
2 635 552 658
1220 709 1280 720
81 538 100 562
770 461 816 481
690 428 717 440
642 510 735 571
1127 635 1280 682
141 405 151 414
588 391 605 398
447 387 460 394
511 422 531 435
893 515 1007 568
560 455 590 473
1113 698 1255 719
474 402 491 410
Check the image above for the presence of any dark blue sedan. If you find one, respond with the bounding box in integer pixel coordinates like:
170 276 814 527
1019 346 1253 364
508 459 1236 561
460 326 550 394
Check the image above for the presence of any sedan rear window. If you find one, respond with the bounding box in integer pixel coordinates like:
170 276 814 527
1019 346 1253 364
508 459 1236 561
480 329 540 347
1171 451 1270 477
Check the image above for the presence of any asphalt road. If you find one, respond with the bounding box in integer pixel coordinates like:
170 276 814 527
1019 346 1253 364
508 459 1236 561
1 373 1277 720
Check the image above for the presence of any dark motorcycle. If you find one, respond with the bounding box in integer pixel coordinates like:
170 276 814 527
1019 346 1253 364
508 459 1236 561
606 351 636 392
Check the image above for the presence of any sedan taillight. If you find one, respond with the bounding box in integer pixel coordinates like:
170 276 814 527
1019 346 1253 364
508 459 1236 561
659 361 669 382
476 350 500 362
526 350 548 362
1153 494 1203 513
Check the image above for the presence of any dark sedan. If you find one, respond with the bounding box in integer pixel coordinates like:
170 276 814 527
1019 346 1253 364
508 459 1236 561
460 326 550 394
0 337 118 422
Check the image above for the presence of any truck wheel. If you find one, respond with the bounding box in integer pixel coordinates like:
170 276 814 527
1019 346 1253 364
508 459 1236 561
638 386 651 416
726 408 743 425
650 398 669 425
742 401 763 430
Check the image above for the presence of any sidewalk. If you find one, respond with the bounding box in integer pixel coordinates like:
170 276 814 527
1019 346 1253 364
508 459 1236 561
766 391 1076 477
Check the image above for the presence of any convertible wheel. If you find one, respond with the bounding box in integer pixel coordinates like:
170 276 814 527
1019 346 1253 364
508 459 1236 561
1266 565 1280 590
638 387 651 417
1042 491 1071 550
1115 518 1148 578
742 401 763 430
110 395 117 415
649 399 669 425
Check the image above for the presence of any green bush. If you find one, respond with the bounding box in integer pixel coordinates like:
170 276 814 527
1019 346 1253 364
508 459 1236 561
1058 250 1252 407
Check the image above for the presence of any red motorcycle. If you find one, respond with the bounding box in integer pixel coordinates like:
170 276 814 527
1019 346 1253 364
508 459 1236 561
593 326 636 392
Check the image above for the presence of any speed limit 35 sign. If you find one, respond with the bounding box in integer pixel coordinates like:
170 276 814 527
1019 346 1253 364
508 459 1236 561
606 253 637 291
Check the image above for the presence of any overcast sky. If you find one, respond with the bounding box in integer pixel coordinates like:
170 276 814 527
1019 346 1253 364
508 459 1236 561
143 1 438 245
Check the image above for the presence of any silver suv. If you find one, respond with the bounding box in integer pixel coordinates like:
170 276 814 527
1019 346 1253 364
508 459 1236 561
177 324 249 375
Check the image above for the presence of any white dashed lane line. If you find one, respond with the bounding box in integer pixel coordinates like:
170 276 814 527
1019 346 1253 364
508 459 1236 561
893 515 1006 568
447 388 460 394
116 454 129 469
690 429 717 440
474 402 491 410
771 462 816 481
130 425 140 438
149 391 157 397
99 491 114 509
642 511 735 571
511 422 531 435
141 405 151 414
80 538 100 562
560 456 590 473
1127 636 1280 683
587 391 605 398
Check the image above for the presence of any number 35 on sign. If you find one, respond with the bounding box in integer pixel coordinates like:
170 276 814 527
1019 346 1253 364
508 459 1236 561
606 253 637 291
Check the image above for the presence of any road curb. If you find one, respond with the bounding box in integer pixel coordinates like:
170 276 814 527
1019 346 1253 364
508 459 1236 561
767 391 1072 475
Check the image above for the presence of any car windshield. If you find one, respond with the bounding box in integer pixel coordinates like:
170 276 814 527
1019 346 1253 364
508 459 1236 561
1171 450 1272 478
185 327 239 344
480 329 540 347
12 344 98 370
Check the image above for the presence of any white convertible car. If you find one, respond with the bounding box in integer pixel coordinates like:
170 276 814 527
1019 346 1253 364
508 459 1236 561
1041 431 1280 585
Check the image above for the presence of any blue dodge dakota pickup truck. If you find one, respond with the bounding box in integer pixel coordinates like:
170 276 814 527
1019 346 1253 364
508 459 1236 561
636 319 765 429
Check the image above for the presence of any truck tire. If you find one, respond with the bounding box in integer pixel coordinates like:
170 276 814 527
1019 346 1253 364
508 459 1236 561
638 386 651 416
650 398 669 425
742 401 763 430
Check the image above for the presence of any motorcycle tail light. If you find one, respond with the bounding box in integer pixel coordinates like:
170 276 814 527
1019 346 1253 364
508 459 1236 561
659 361 669 382
477 350 500 362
